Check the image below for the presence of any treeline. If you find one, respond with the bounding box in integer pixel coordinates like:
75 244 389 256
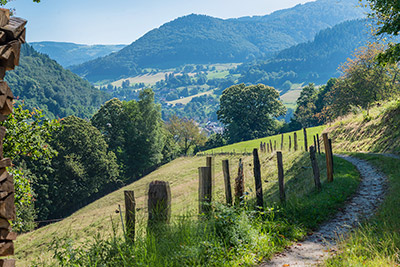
12 89 207 231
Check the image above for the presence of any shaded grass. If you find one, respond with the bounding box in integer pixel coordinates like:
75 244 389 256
325 153 400 266
30 154 359 266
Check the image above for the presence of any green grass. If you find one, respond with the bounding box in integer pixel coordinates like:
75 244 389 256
325 153 400 266
22 150 359 266
200 125 326 154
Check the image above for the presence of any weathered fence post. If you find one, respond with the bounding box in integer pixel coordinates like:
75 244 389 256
253 149 263 208
309 146 321 191
289 135 292 152
206 156 214 190
322 133 333 182
269 140 273 152
281 134 284 150
274 140 277 151
303 128 308 152
316 133 321 154
124 190 135 242
222 160 232 206
148 181 171 227
329 139 334 173
313 135 317 152
267 143 270 153
235 159 244 205
199 167 212 215
263 142 266 153
294 132 298 151
276 152 285 202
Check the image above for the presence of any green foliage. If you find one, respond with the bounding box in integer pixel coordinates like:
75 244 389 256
5 44 110 119
35 116 121 219
217 83 286 143
91 89 164 181
165 115 207 155
71 0 364 82
0 105 60 232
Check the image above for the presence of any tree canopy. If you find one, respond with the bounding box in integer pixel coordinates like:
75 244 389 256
217 83 286 142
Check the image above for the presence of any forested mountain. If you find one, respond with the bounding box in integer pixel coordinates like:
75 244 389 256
30 42 126 67
235 19 371 90
5 45 110 118
70 0 365 82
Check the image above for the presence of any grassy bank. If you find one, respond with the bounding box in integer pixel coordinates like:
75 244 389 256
21 151 359 266
325 153 400 266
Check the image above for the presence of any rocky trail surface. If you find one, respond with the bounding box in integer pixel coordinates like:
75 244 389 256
261 154 389 267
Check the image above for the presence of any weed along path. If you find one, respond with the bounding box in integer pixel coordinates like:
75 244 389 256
261 154 387 266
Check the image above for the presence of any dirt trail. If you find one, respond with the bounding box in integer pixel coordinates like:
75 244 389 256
260 154 388 267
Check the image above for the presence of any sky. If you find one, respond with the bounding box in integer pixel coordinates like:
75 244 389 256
7 0 314 45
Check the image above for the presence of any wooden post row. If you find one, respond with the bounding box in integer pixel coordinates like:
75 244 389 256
222 160 232 206
309 146 321 191
124 191 135 241
148 181 171 227
322 133 333 182
0 9 27 267
253 149 263 208
303 128 308 152
235 159 244 205
199 167 212 215
276 152 285 202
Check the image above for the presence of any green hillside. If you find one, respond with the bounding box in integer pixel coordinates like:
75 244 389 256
70 0 364 82
30 41 126 67
5 44 110 119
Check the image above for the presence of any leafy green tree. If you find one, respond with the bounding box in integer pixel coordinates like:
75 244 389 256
217 83 286 142
292 83 317 127
363 0 400 63
165 115 206 155
1 104 60 232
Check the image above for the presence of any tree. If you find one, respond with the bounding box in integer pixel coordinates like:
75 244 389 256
292 83 317 127
165 115 206 155
329 44 400 117
364 0 400 63
217 83 286 143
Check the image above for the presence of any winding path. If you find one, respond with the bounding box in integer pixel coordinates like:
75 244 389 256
260 154 388 267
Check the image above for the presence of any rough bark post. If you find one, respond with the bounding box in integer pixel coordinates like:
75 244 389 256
124 190 135 242
276 151 285 202
317 133 321 154
269 140 273 152
322 133 333 182
253 149 263 208
234 159 244 205
309 146 321 191
198 167 212 215
148 181 171 227
267 143 270 153
263 142 266 153
274 140 277 151
303 127 308 152
313 135 317 152
329 139 334 173
281 134 284 150
222 160 232 206
294 132 298 151
260 142 263 153
206 156 214 191
289 135 292 152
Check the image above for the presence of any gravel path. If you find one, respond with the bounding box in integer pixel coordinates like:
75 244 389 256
260 154 388 267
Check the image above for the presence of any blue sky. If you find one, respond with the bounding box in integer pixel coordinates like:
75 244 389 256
7 0 314 45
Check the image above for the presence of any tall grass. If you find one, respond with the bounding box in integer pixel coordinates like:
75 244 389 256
37 156 359 267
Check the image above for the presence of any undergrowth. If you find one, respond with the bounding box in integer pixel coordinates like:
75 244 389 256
35 156 359 267
325 153 400 266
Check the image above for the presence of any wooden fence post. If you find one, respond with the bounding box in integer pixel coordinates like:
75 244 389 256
148 181 171 227
289 135 292 151
253 149 263 208
267 143 270 153
313 135 317 151
281 134 284 150
276 152 285 202
235 159 244 205
222 160 232 206
329 139 334 173
316 133 321 154
206 156 214 189
309 146 321 191
274 140 277 151
303 128 308 152
322 133 333 182
294 132 298 151
199 167 212 215
124 190 135 241
269 140 273 152
263 142 266 153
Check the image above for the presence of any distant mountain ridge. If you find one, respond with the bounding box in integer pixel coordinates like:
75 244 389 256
70 0 365 82
30 42 126 67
